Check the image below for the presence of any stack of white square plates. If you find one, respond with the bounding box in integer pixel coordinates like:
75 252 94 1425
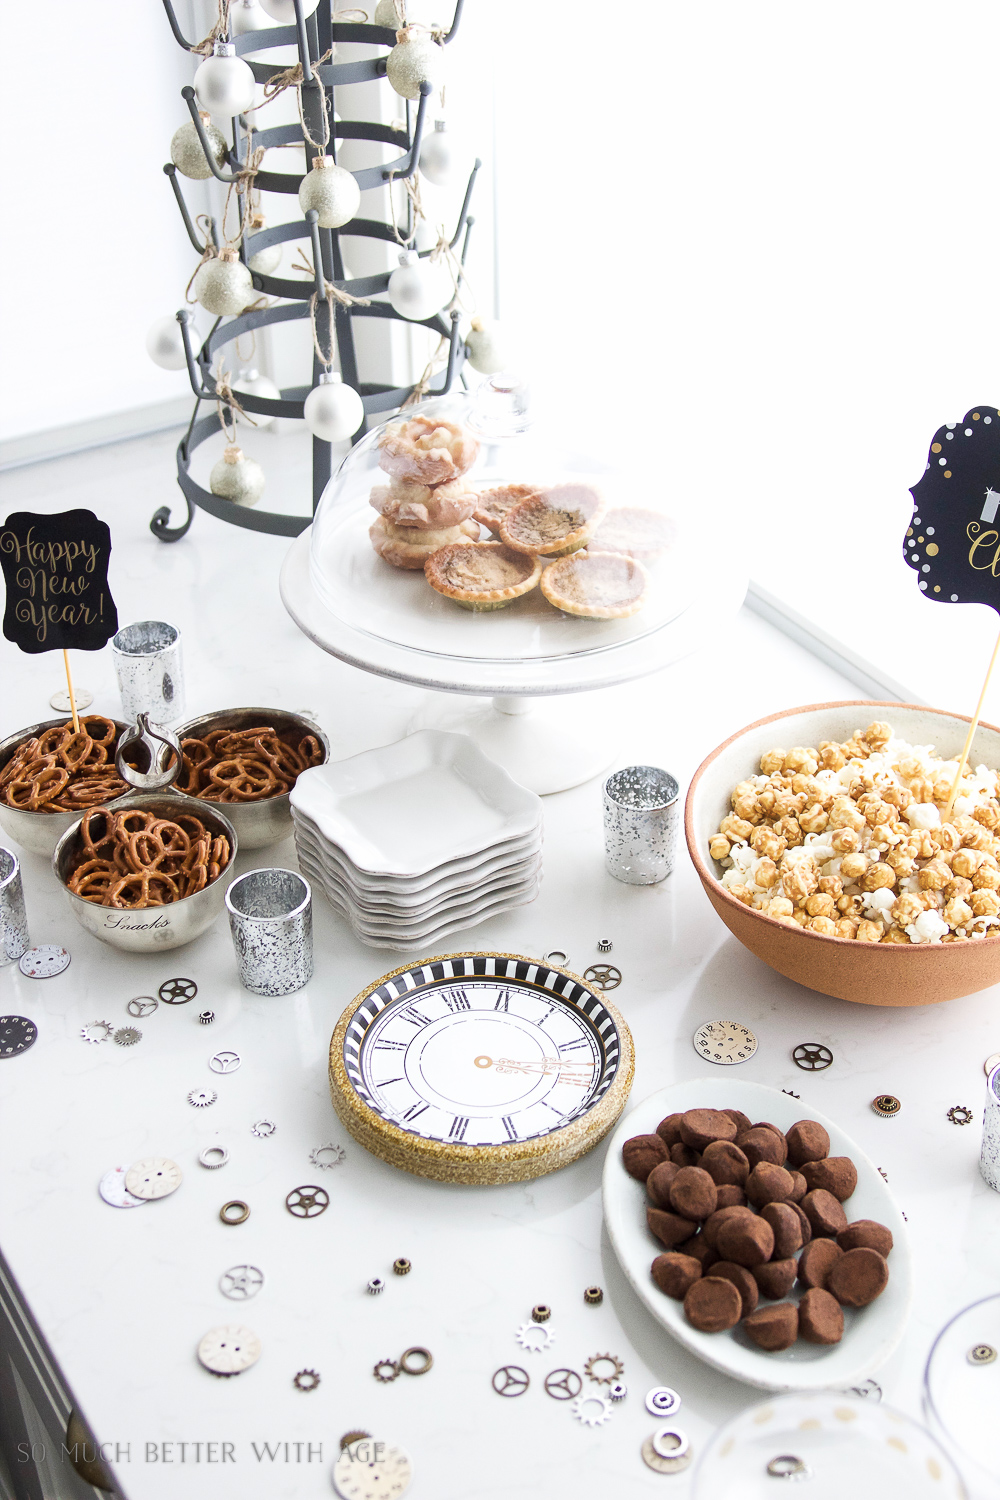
289 730 543 950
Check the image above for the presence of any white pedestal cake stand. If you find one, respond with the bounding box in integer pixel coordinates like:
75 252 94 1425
280 529 748 794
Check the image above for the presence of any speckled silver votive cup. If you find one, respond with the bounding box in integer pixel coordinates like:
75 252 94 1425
980 1063 1000 1192
112 620 185 726
225 868 313 996
603 765 680 886
0 847 29 964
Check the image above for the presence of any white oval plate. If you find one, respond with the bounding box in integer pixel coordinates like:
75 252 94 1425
602 1079 913 1392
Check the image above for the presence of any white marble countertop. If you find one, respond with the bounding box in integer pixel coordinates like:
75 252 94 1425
1 437 998 1499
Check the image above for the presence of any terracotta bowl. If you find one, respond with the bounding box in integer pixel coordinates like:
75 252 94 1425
685 700 1000 1007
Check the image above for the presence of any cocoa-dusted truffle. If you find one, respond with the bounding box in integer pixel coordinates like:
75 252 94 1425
786 1119 831 1167
743 1302 798 1351
753 1258 797 1300
750 1123 789 1163
801 1188 848 1238
722 1108 752 1134
760 1201 804 1259
647 1206 698 1248
701 1140 750 1187
715 1214 775 1269
789 1201 813 1246
801 1156 858 1203
787 1171 807 1203
715 1184 747 1209
651 1252 702 1300
656 1112 686 1147
679 1108 738 1150
646 1160 680 1209
797 1237 843 1289
798 1287 844 1345
826 1247 889 1308
736 1128 786 1169
683 1276 742 1332
702 1204 756 1251
678 1234 718 1270
669 1166 718 1221
745 1161 795 1207
711 1260 759 1318
836 1220 893 1258
670 1142 701 1169
623 1134 669 1182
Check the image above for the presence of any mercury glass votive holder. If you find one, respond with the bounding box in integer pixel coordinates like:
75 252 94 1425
604 765 680 885
225 868 313 996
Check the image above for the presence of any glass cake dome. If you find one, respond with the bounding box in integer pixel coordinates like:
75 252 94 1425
308 374 696 668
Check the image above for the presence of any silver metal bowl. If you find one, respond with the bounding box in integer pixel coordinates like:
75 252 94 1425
52 793 238 953
173 707 330 850
0 716 133 859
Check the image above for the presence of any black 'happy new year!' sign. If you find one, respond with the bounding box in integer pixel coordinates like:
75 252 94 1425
0 510 118 654
906 406 1000 610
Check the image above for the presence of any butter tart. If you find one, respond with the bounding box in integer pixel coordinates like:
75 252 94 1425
589 507 677 561
499 483 605 557
539 550 650 619
377 416 479 485
370 515 479 570
472 483 540 531
425 541 543 610
370 478 476 530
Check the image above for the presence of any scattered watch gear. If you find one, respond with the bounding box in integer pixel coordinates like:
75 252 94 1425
220 1201 250 1225
98 1166 147 1209
766 1455 810 1479
373 1358 400 1383
159 977 197 1004
339 1431 370 1449
985 1053 1000 1077
793 1042 833 1071
219 1265 264 1300
310 1143 346 1168
531 1304 551 1323
125 1157 182 1200
516 1322 555 1353
18 945 70 979
81 1020 113 1044
251 1119 276 1137
948 1105 974 1125
393 1258 411 1276
597 938 613 953
188 1088 217 1108
844 1379 882 1401
542 950 569 968
645 1386 682 1417
197 1324 261 1377
583 1285 603 1305
492 1365 530 1397
968 1344 997 1365
331 1438 412 1500
127 996 157 1018
294 1368 320 1391
608 1381 627 1402
0 1016 37 1059
872 1094 901 1118
583 963 622 992
399 1347 432 1376
113 1027 141 1047
652 1426 690 1460
570 1392 613 1427
198 1145 229 1169
544 1368 582 1401
286 1185 329 1218
641 1435 692 1475
693 1020 758 1065
199 1010 216 1025
209 1051 241 1074
367 1278 385 1295
584 1352 624 1385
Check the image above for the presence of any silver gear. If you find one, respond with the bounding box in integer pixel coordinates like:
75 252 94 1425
251 1119 276 1137
188 1088 218 1107
516 1322 555 1353
570 1393 613 1427
310 1143 346 1168
81 1020 113 1043
114 1027 141 1046
608 1381 627 1402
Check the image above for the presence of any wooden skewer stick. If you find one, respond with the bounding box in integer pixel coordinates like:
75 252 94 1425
945 619 1000 822
61 649 80 734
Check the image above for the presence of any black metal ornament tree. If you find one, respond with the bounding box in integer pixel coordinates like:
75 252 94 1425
155 0 478 542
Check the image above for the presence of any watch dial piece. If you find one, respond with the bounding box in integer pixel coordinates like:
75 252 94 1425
18 946 70 979
692 1021 758 1066
197 1324 261 1376
125 1157 183 1200
99 1166 147 1208
0 1015 37 1058
332 1439 412 1500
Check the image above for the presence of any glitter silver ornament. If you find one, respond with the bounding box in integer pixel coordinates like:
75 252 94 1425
303 372 364 442
210 444 266 507
373 0 403 24
171 113 229 180
466 316 506 374
193 249 254 316
297 155 360 230
386 30 444 101
194 42 256 118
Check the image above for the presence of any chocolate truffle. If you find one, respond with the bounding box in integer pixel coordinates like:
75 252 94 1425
701 1140 750 1187
651 1252 702 1300
826 1247 889 1308
743 1302 798 1351
670 1142 702 1169
647 1206 698 1248
801 1188 848 1238
623 1133 669 1182
753 1258 798 1299
745 1161 795 1207
715 1184 747 1209
722 1108 752 1134
711 1260 759 1318
736 1128 787 1169
797 1237 844 1289
683 1276 742 1333
836 1220 893 1258
760 1201 804 1259
656 1112 686 1147
646 1160 680 1209
798 1287 844 1345
787 1171 807 1203
679 1108 738 1150
678 1234 719 1270
786 1119 831 1167
750 1123 789 1163
669 1166 718 1221
715 1214 775 1269
789 1201 813 1245
702 1204 756 1251
801 1156 858 1203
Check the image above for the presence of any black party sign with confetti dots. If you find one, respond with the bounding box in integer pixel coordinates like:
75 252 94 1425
906 406 1000 610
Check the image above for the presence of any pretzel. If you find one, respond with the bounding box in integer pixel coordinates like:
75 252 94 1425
68 859 119 904
64 803 231 910
108 871 179 909
1 717 125 813
177 721 324 804
206 757 281 802
6 764 70 810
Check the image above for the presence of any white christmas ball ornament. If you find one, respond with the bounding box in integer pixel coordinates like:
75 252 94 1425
210 444 265 507
298 156 360 229
246 214 282 275
259 0 319 18
387 248 451 321
230 0 277 33
145 315 188 371
466 316 506 375
386 30 444 101
171 113 228 180
303 371 364 442
193 248 254 316
194 42 256 118
419 119 465 187
232 368 281 428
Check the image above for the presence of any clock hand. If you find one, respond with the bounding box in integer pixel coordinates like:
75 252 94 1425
474 1055 594 1082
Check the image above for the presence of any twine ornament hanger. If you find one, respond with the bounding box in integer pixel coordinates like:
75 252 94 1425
192 0 232 57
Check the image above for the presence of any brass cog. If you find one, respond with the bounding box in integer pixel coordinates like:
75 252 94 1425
583 1351 624 1385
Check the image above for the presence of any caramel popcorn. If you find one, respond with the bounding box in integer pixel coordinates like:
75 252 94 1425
711 721 1000 944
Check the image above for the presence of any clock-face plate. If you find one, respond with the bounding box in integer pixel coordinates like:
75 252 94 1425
330 953 635 1186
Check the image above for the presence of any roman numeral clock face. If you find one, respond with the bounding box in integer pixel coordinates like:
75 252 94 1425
330 955 635 1186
